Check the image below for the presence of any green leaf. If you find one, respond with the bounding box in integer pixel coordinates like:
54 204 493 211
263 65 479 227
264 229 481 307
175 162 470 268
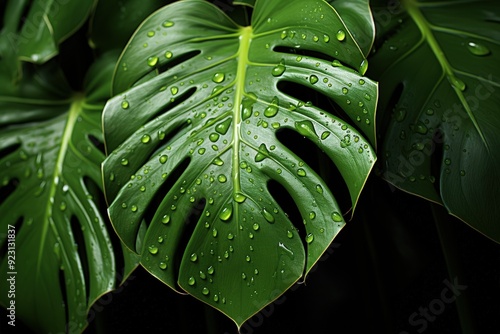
0 53 138 333
17 0 94 64
327 0 376 57
369 0 500 242
103 0 377 327
89 0 171 53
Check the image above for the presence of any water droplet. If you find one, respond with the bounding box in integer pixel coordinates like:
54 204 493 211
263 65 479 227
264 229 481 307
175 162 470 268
170 86 179 95
342 87 348 94
309 75 319 84
215 118 232 135
255 143 270 162
316 184 323 194
395 108 407 122
332 60 343 67
162 20 174 27
294 120 318 139
59 201 67 211
297 168 306 177
188 276 196 285
323 34 330 43
147 31 155 37
207 266 215 275
141 134 151 143
272 59 286 77
212 157 224 166
467 41 490 56
131 205 138 212
252 223 260 231
444 158 451 165
199 271 207 280
264 97 279 117
159 262 167 270
262 208 275 223
460 170 466 176
414 122 428 135
159 155 168 164
121 158 129 166
336 29 346 41
217 174 227 183
364 93 371 101
287 230 293 238
190 253 198 262
212 72 225 83
162 214 170 224
219 203 233 221
426 108 434 115
234 193 247 203
227 233 234 240
450 77 466 91
332 212 343 222
359 79 365 85
305 233 314 244
121 100 129 109
165 51 173 59
359 60 368 75
147 56 159 67
148 245 159 255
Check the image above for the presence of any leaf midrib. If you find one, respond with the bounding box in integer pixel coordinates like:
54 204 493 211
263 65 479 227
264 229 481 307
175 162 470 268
37 94 84 276
402 0 489 149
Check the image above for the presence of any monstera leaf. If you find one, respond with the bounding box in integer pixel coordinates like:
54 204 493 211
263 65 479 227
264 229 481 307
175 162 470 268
14 0 94 64
0 52 138 333
103 0 377 327
369 0 500 242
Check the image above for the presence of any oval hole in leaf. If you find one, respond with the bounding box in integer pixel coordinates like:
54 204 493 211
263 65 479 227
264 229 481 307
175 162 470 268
276 128 351 213
70 215 91 303
267 179 305 242
0 177 19 207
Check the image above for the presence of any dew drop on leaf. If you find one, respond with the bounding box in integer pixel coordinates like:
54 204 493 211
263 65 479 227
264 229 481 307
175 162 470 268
147 56 159 67
190 253 198 262
148 245 158 255
305 233 314 244
219 203 233 221
336 29 346 41
295 120 318 139
188 276 196 285
212 72 225 83
264 97 279 117
165 51 173 59
121 100 129 109
467 41 490 56
255 143 270 162
162 20 174 27
309 75 319 84
262 208 275 223
332 212 343 222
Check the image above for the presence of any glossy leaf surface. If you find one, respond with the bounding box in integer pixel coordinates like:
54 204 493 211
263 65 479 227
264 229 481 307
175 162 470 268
103 0 377 326
0 52 138 333
370 0 500 242
15 0 94 64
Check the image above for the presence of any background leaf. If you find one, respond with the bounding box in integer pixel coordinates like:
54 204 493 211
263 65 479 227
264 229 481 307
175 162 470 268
103 0 376 327
17 0 94 64
369 0 500 243
89 0 171 54
0 52 138 333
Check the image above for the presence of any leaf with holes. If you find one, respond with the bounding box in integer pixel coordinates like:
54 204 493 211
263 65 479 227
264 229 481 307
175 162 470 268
102 0 377 327
370 0 500 242
0 52 138 333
